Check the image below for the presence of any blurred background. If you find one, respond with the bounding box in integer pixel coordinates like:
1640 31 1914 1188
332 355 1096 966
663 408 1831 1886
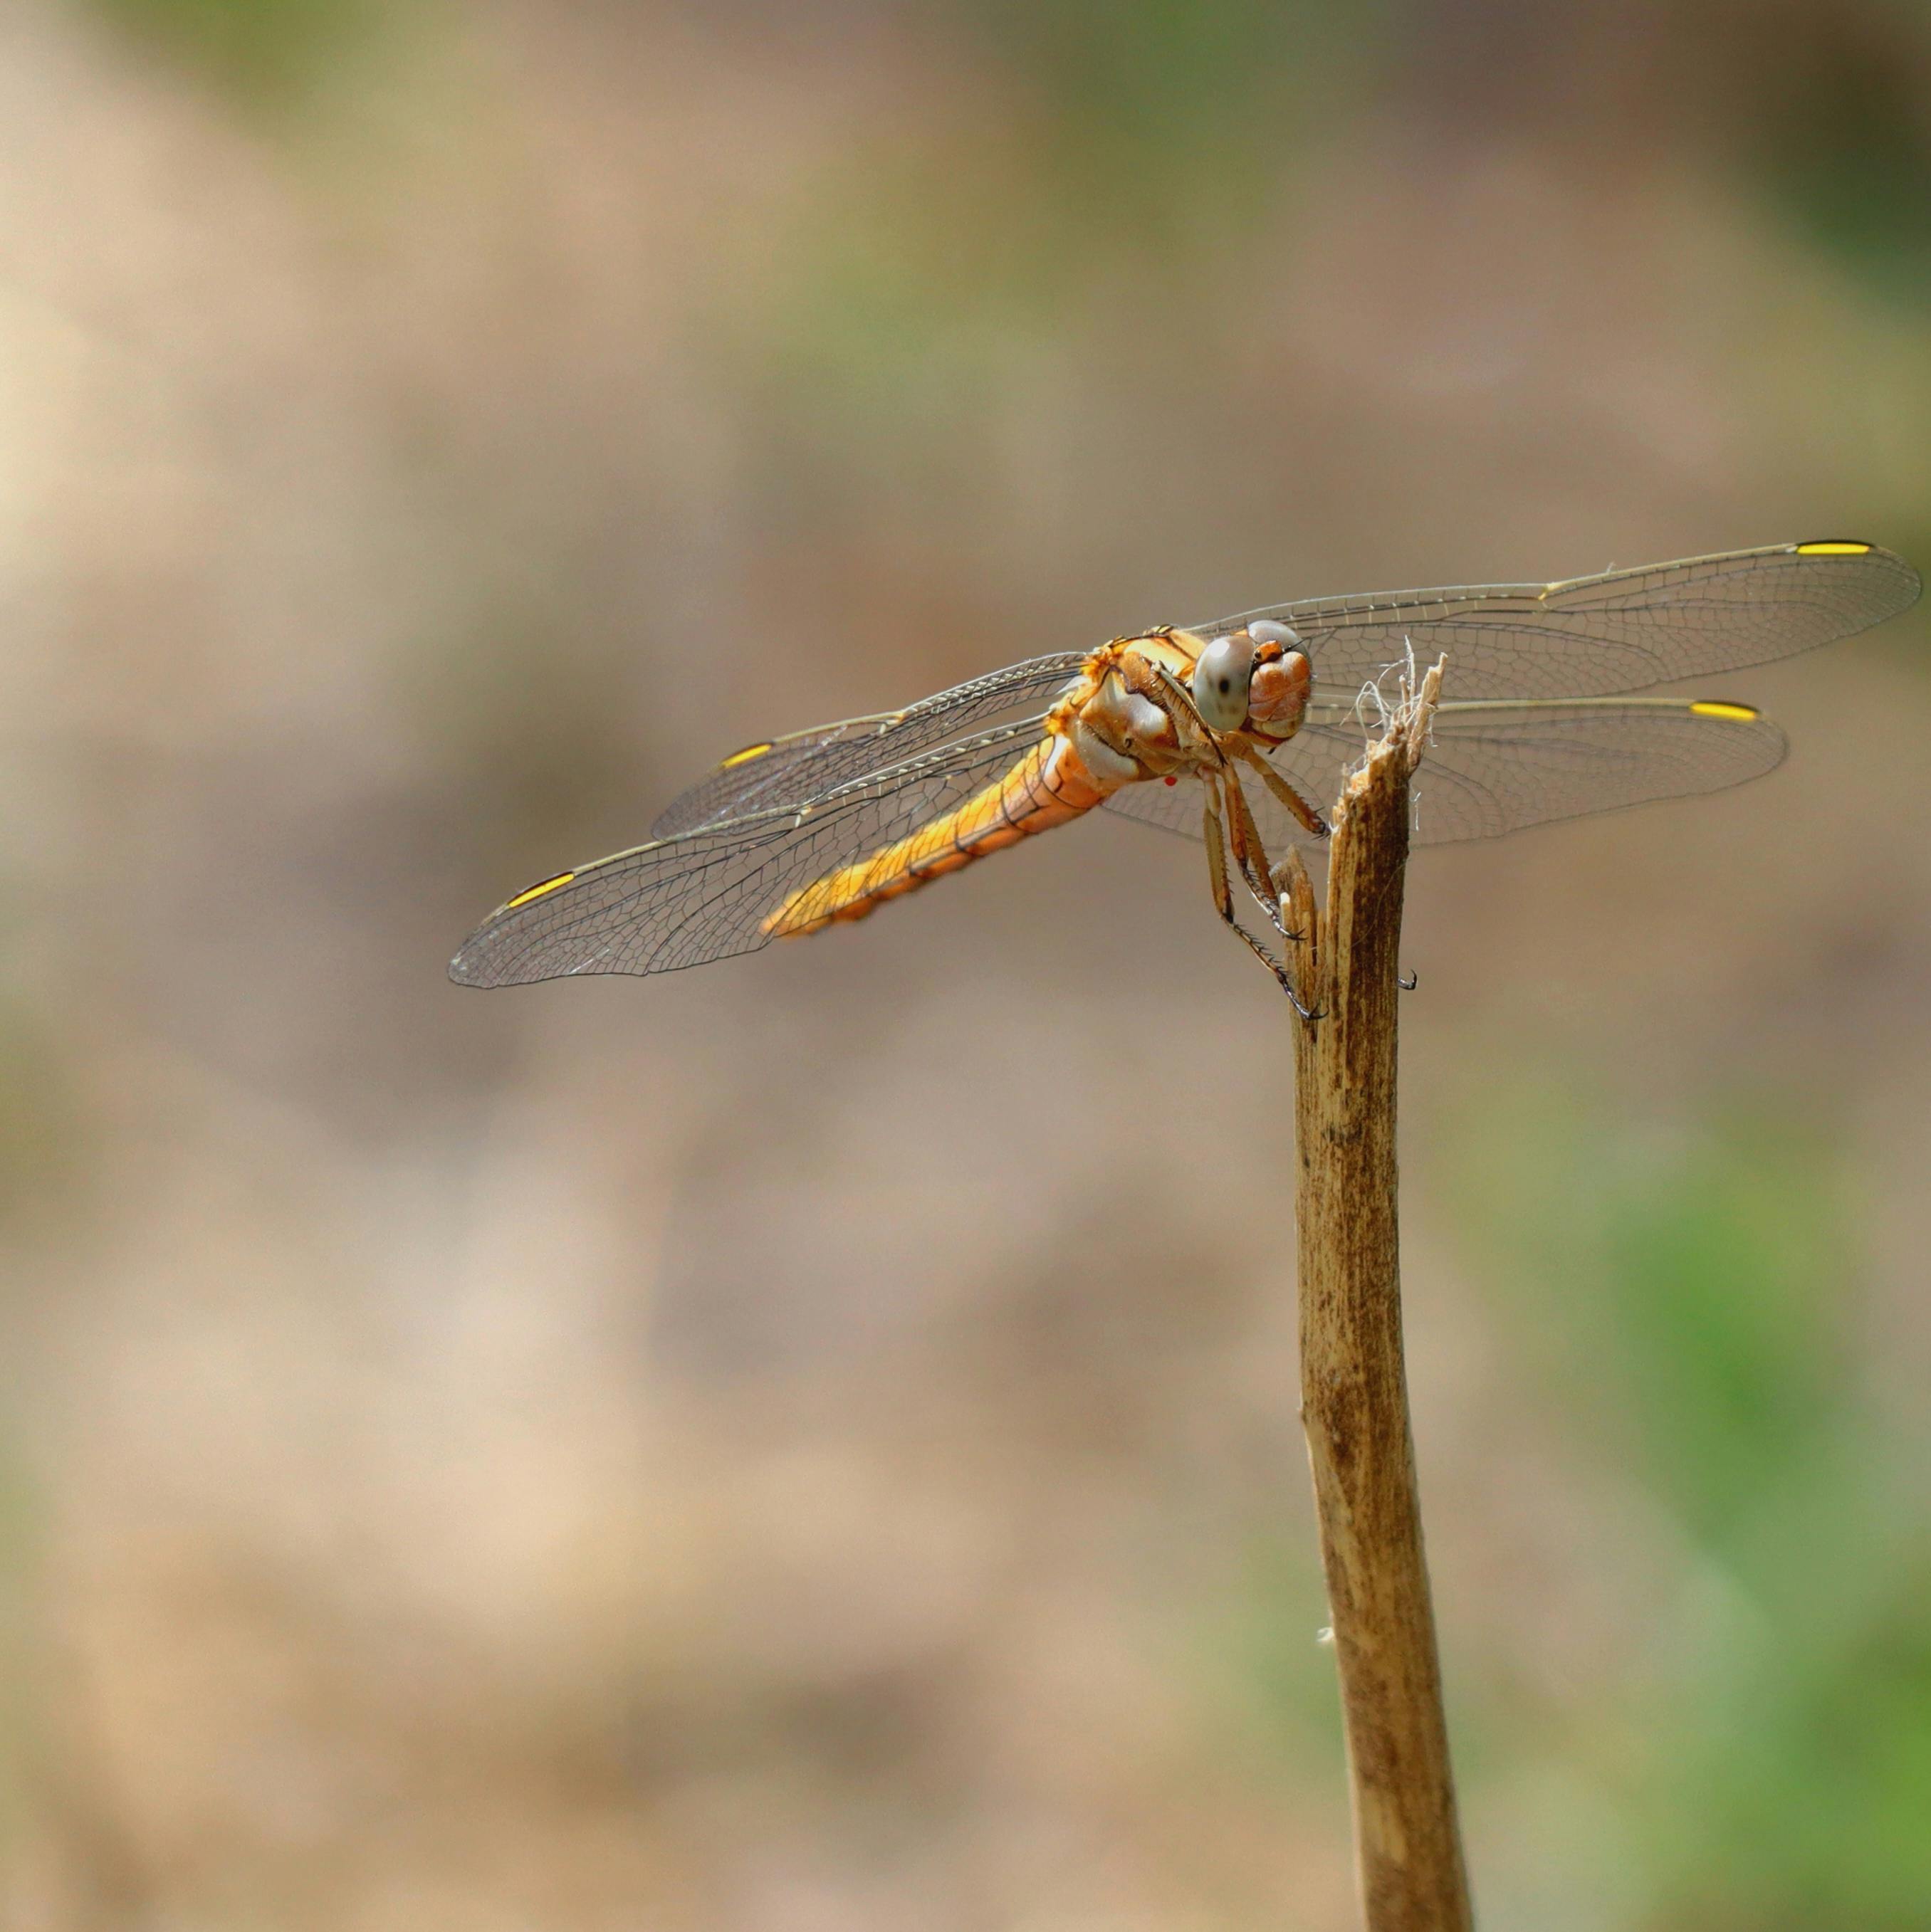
4 1 1930 1926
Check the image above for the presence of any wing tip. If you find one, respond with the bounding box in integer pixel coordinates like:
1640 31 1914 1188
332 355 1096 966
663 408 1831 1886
449 868 580 987
447 943 501 989
1792 537 1923 608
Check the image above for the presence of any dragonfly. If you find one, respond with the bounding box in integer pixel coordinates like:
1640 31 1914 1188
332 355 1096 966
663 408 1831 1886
449 539 1920 993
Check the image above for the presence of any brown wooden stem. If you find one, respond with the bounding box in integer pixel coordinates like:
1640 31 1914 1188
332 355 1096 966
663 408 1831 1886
1279 659 1471 1931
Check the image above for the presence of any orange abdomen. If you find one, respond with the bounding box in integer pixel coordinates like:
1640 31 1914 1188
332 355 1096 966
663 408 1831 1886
764 732 1107 938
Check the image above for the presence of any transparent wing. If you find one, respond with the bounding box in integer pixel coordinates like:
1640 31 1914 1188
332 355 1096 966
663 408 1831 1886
649 653 1088 836
1098 772 1217 841
451 720 1054 986
1377 698 1785 844
1186 540 1919 702
1101 698 1789 851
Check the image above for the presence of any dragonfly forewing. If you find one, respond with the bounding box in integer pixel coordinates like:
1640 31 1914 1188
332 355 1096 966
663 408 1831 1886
1190 540 1919 703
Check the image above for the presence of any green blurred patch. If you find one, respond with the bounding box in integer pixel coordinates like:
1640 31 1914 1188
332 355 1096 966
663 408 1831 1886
1450 1077 1931 1928
1200 1531 1345 1774
712 0 1382 441
962 0 1376 227
84 0 382 102
0 1427 43 1873
1748 19 1931 310
1649 1550 1931 1932
721 151 1065 443
0 997 85 1232
1598 1116 1845 1546
398 586 652 897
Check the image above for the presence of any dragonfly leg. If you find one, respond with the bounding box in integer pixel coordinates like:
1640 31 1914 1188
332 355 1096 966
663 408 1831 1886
1221 764 1312 948
1233 742 1330 840
1204 779 1319 1019
1237 757 1407 997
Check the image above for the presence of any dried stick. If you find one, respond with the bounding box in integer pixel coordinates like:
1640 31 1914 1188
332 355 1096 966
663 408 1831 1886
1278 658 1471 1931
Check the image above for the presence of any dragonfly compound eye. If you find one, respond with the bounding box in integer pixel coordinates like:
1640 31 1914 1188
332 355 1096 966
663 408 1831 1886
1247 619 1302 650
1191 632 1257 731
1248 647 1312 734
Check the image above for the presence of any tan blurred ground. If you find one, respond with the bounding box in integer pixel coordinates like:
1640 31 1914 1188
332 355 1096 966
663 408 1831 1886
3 4 1930 1928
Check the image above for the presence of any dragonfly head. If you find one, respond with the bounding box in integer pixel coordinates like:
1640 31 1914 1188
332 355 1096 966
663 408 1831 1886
1191 620 1311 736
1245 619 1312 737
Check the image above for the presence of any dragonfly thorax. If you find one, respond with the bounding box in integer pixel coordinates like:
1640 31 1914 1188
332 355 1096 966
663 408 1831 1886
1071 670 1186 785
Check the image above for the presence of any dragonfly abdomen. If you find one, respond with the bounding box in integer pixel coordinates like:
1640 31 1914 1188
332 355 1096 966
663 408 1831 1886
763 728 1112 938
